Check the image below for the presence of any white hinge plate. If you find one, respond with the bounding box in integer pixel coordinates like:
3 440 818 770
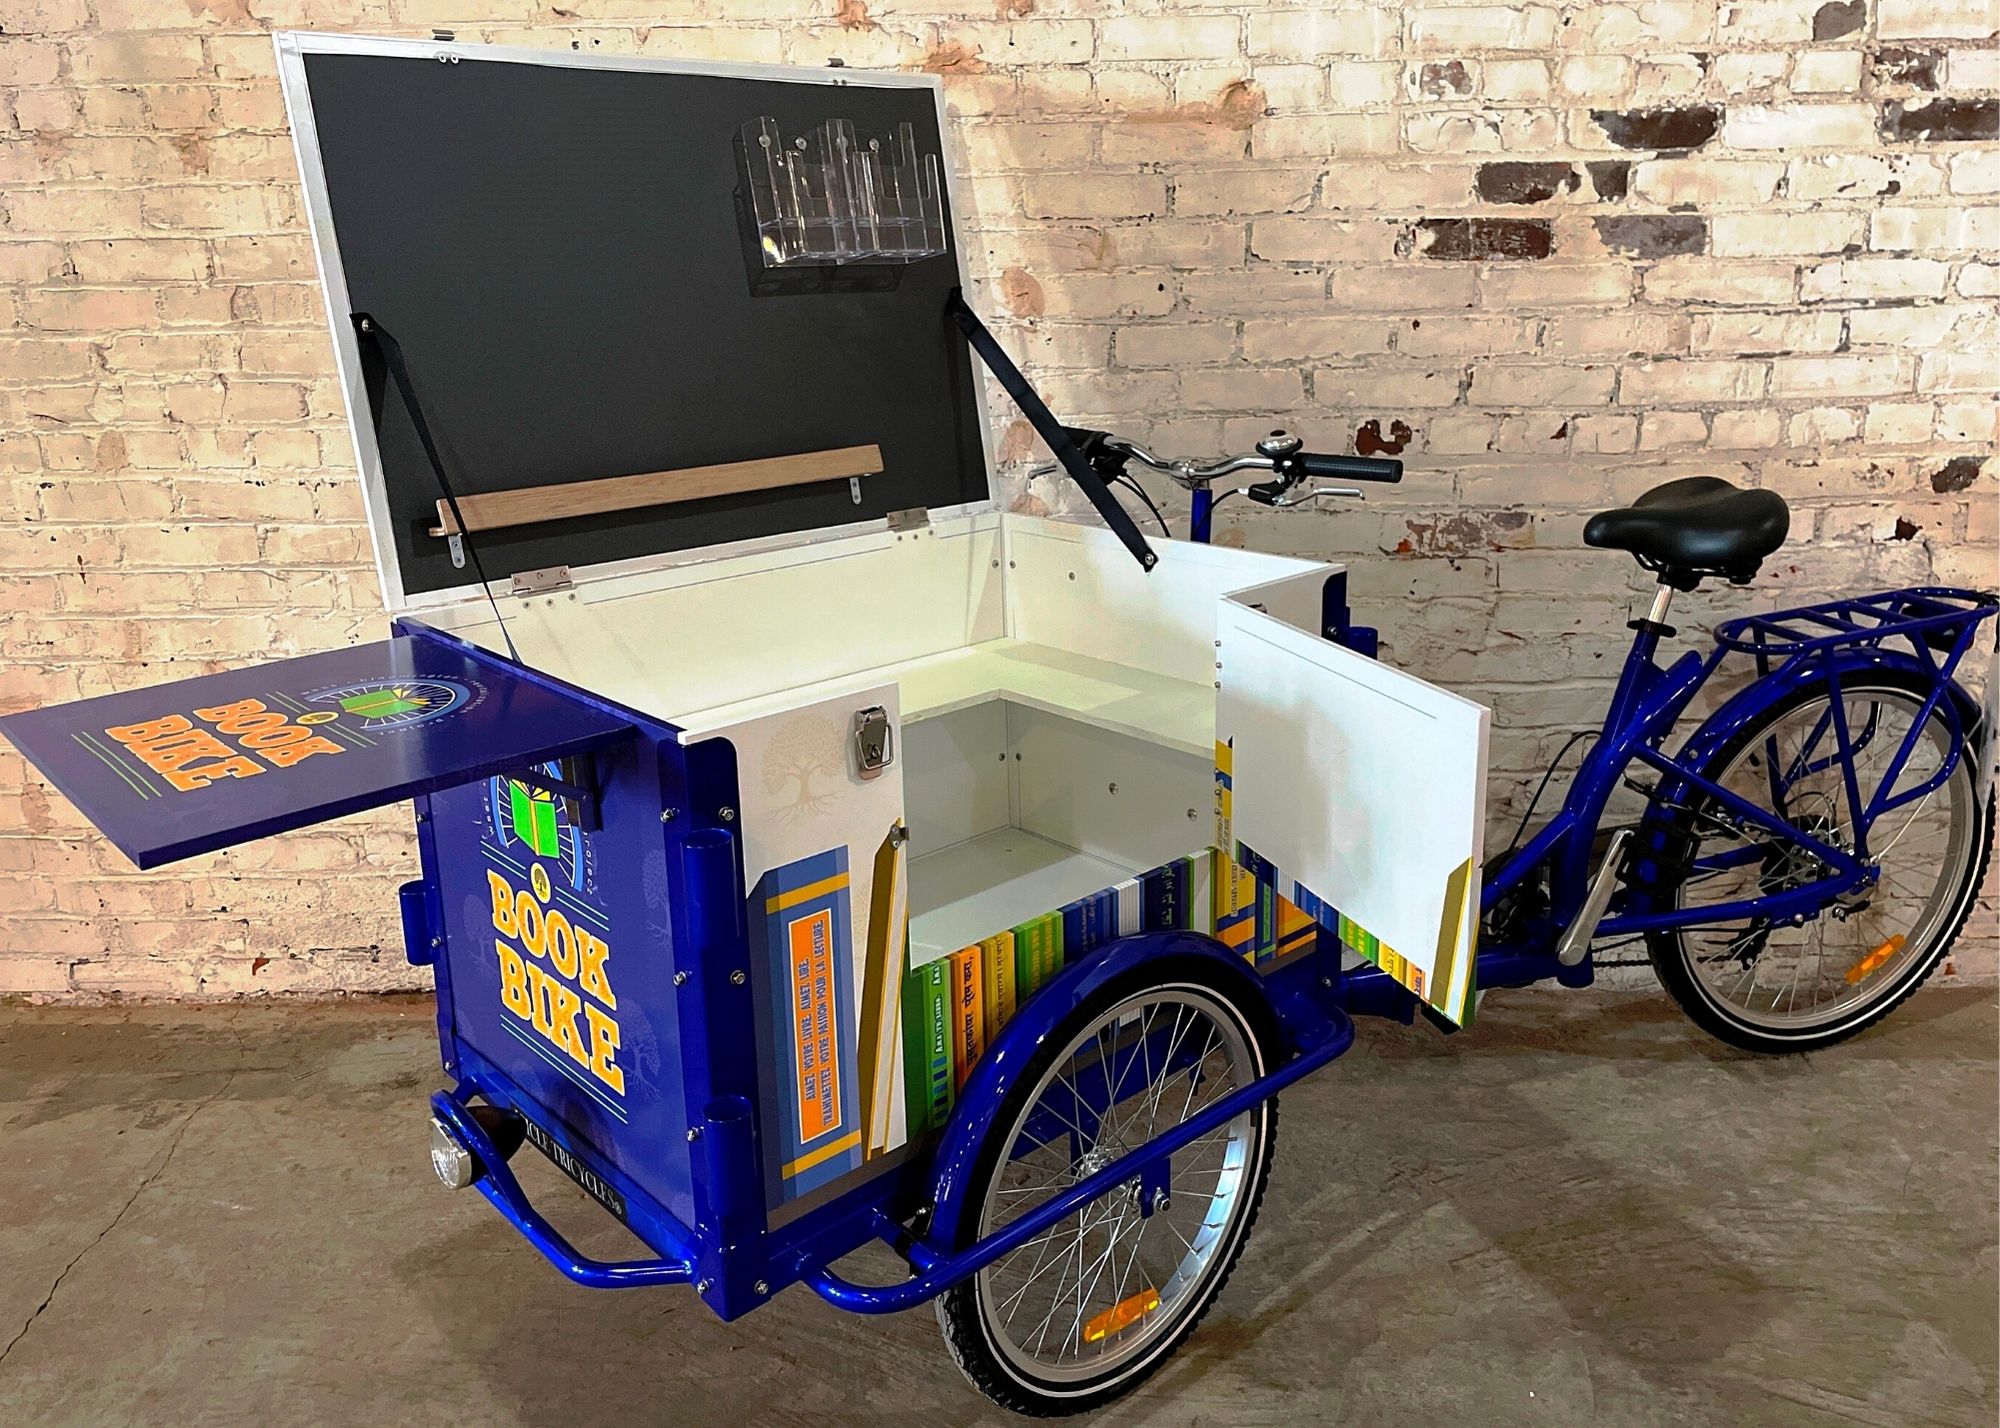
885 507 930 532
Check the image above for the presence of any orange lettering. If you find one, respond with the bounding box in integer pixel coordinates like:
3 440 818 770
194 698 268 726
576 929 616 1010
544 909 578 980
260 735 344 768
161 755 263 791
515 890 545 959
584 1003 624 1093
497 941 531 1019
488 872 517 938
107 714 193 745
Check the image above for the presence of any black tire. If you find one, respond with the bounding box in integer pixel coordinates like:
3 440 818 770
936 958 1280 1416
1639 671 1993 1054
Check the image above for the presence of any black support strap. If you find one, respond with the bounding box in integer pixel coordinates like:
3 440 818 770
946 289 1157 572
350 312 521 661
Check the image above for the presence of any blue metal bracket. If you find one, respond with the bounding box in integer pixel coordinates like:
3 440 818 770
430 1091 696 1290
800 1004 1354 1315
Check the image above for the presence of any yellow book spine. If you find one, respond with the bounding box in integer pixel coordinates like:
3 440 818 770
981 931 1016 1043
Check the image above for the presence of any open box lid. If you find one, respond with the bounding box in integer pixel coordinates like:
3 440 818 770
278 33 992 613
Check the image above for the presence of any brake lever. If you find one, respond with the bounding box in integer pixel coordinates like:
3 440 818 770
1239 482 1365 508
1280 485 1365 507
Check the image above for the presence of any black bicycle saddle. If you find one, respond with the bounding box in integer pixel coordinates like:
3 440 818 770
1584 476 1790 586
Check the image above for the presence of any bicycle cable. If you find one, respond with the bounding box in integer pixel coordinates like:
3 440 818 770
1114 473 1172 538
1498 729 1596 860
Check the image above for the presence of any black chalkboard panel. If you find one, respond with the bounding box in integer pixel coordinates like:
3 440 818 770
301 51 988 597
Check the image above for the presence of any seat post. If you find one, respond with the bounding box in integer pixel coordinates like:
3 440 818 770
1628 580 1679 639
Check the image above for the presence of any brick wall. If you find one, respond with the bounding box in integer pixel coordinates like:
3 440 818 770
2 2 1994 999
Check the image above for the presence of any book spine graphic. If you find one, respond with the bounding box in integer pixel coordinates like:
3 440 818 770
750 845 861 1203
857 822 908 1160
902 957 953 1138
948 943 984 1089
980 931 1016 1044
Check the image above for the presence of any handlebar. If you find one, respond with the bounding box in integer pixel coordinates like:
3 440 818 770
1296 451 1402 483
1090 431 1401 492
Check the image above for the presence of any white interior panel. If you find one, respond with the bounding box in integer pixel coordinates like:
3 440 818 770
1002 515 1326 685
1217 594 1488 986
1010 705 1211 873
437 514 1004 721
901 700 1011 858
906 827 1133 970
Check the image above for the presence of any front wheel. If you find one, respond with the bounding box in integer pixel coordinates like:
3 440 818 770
936 962 1279 1416
1642 672 1993 1053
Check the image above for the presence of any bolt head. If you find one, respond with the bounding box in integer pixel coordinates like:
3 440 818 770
686 1127 702 1142
753 1280 769 1296
719 806 736 822
695 1278 713 1295
673 970 689 986
729 970 747 986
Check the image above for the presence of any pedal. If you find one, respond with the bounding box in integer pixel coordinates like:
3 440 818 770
1556 827 1631 967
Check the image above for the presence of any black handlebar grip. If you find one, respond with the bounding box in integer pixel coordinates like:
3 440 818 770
1296 451 1403 483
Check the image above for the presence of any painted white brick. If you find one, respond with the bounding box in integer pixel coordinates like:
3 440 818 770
1723 104 1878 149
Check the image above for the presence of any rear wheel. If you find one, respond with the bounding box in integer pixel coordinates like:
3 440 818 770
936 964 1278 1416
1644 673 1991 1053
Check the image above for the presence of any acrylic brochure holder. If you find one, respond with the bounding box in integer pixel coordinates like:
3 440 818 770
740 116 947 267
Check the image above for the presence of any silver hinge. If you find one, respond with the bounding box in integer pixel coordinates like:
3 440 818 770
886 507 929 533
853 705 894 780
510 565 573 597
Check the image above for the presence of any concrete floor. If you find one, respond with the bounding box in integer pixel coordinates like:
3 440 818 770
0 989 1992 1428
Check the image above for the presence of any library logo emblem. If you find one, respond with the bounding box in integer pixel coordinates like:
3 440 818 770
301 677 480 732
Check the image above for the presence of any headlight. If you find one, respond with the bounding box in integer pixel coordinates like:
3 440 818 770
430 1116 478 1190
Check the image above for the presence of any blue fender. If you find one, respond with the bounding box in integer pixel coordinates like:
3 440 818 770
1624 645 1985 907
1670 646 1981 788
925 930 1274 1252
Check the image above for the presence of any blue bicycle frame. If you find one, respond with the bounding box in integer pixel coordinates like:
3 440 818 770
1328 581 1997 1014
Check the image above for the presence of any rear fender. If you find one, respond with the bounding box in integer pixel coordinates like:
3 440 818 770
925 931 1273 1252
1670 647 1981 790
1627 647 1983 898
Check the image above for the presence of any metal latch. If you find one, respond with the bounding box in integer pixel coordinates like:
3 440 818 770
510 565 573 597
853 706 893 780
886 507 929 533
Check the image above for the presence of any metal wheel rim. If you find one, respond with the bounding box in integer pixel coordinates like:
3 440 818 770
972 983 1264 1386
1675 683 1973 1033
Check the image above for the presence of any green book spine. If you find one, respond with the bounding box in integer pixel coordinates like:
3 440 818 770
1013 913 1055 1000
1041 916 1064 986
901 959 953 1138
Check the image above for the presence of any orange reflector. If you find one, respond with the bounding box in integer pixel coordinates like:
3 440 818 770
1844 934 1905 984
1082 1288 1161 1344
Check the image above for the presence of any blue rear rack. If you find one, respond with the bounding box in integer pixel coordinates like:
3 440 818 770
1713 586 1999 662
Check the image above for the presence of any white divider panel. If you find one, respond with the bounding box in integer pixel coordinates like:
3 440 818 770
438 514 1004 721
901 699 1012 858
1003 516 1326 685
1010 704 1211 874
1217 574 1489 1023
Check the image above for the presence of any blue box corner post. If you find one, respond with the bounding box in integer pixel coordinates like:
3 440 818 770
1321 570 1377 658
